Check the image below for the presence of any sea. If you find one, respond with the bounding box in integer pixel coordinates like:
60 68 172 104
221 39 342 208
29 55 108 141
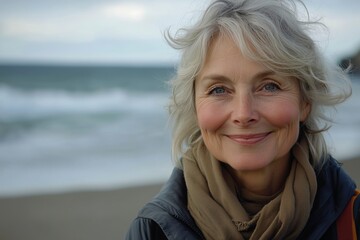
1 65 360 197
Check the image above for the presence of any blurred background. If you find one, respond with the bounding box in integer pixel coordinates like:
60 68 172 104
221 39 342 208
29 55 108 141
0 0 359 239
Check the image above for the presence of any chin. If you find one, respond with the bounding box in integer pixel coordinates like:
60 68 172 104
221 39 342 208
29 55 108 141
225 157 274 172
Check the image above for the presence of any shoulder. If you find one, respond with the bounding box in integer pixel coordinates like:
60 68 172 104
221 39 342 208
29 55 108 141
299 156 357 239
125 168 203 240
315 156 356 193
125 217 167 240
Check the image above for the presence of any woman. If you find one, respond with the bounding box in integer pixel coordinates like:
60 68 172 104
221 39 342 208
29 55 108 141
126 0 359 239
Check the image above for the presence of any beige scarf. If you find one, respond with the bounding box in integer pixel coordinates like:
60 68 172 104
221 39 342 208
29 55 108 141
183 139 317 240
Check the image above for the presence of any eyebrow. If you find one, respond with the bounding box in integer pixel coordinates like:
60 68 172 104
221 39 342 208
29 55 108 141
199 70 276 84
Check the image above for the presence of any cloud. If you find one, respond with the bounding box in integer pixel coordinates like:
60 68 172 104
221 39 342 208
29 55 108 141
100 3 146 22
2 18 94 43
0 1 188 43
304 2 360 58
0 0 359 64
1 4 151 43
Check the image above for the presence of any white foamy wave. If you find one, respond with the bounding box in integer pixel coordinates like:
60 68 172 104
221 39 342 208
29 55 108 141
0 85 168 121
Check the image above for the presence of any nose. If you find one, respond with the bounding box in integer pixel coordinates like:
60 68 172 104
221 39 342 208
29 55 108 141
231 93 259 126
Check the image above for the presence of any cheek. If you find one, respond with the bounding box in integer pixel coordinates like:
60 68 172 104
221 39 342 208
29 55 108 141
266 101 302 148
266 101 302 127
196 101 226 131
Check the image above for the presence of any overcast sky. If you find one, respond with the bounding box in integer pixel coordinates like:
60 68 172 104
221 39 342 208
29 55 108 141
0 0 359 65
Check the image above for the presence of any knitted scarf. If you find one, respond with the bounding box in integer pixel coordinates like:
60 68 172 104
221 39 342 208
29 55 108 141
183 139 317 239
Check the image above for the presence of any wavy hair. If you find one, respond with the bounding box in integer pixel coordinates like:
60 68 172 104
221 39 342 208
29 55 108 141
165 0 352 169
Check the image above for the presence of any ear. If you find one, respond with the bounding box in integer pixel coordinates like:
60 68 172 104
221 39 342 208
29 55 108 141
300 102 311 122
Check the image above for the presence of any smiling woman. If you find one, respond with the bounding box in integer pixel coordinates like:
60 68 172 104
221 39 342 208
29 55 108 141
126 0 359 239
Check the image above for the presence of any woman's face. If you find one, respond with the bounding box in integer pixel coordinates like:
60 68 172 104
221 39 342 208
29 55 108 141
195 35 310 172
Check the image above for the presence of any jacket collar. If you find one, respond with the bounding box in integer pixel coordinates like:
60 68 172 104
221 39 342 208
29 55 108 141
148 167 204 238
151 157 355 240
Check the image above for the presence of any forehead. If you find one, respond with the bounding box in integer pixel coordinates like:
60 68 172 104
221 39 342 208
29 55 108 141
197 35 271 82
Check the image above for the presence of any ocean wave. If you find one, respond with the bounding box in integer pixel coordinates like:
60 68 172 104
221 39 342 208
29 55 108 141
0 85 168 121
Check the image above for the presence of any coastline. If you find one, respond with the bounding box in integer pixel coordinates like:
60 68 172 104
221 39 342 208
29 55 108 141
0 157 359 240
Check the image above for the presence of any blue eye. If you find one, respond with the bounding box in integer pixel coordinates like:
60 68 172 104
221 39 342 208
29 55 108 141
263 83 280 92
209 86 227 95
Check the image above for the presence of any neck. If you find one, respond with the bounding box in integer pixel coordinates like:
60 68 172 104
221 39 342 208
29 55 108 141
228 156 292 196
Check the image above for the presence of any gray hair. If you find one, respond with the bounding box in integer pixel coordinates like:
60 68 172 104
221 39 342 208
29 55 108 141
166 0 352 169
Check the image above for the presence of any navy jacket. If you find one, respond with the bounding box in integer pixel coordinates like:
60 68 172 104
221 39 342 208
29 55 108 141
125 157 359 239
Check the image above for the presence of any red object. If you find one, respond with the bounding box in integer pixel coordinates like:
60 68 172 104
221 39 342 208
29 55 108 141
337 189 360 240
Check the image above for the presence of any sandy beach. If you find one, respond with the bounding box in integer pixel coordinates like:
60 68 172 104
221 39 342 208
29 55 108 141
0 157 359 240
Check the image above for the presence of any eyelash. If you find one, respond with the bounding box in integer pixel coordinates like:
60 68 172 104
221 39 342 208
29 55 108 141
207 85 229 95
261 81 281 93
206 81 281 96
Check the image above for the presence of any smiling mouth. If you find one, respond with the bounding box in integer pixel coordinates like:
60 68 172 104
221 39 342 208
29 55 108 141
226 132 271 145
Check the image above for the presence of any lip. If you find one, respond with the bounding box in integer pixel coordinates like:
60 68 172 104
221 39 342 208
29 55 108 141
226 132 271 145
